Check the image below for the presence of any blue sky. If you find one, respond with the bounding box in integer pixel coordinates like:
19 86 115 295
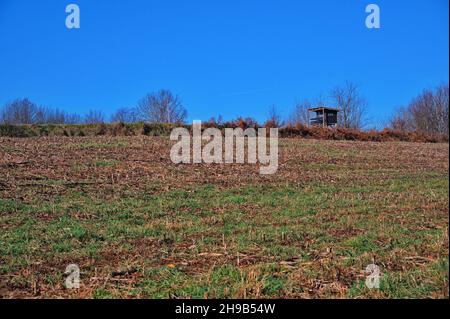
0 0 448 127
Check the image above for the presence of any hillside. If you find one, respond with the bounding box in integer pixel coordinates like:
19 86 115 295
0 136 448 298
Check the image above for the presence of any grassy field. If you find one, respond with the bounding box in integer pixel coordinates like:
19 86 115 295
0 136 448 298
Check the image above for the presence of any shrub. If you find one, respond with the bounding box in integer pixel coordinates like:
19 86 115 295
0 123 448 143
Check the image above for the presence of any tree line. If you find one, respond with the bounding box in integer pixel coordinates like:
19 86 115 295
1 82 448 137
389 83 449 137
0 89 187 126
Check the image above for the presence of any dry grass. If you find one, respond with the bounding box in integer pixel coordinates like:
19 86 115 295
0 136 448 298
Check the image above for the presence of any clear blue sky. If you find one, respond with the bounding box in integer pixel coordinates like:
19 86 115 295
0 0 448 127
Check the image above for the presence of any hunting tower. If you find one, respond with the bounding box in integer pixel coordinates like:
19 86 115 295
308 107 340 127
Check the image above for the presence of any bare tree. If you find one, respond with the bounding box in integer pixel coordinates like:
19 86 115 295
289 99 312 126
137 90 187 124
34 106 48 124
389 106 414 131
1 98 38 124
330 81 368 129
265 104 284 127
0 98 84 125
84 109 105 124
111 107 139 123
65 113 82 124
35 106 68 124
390 83 449 136
49 109 72 124
434 83 449 136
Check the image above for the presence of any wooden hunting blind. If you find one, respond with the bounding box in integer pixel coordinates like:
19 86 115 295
308 107 340 127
